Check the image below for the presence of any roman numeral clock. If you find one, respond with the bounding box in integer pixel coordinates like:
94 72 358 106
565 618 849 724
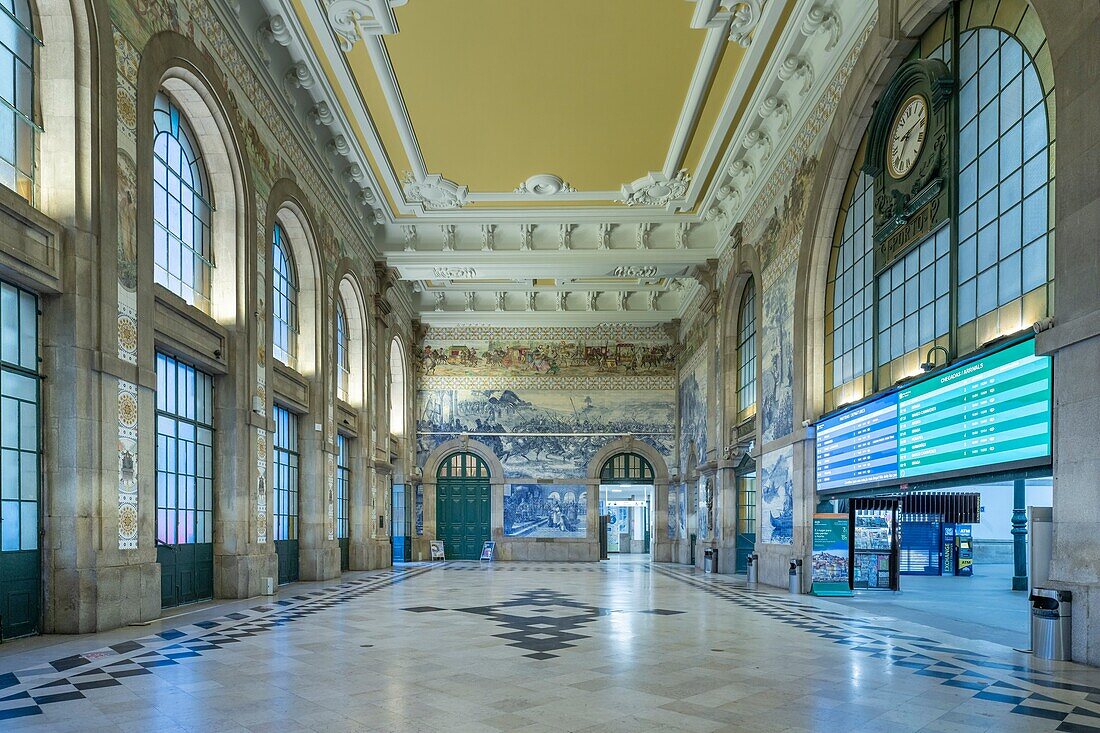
863 58 955 273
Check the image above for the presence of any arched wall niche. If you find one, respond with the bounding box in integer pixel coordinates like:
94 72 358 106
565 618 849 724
136 31 252 328
266 180 322 376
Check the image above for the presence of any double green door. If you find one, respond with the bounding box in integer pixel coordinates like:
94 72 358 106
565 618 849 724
158 543 214 608
436 478 490 560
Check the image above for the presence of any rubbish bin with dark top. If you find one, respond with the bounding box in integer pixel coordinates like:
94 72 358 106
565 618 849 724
1031 588 1071 660
746 553 759 584
788 558 803 594
704 547 717 573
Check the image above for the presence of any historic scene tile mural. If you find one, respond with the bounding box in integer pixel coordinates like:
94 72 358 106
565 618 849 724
504 484 588 538
759 446 794 545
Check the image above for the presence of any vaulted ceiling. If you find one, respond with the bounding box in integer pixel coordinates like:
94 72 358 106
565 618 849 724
246 0 875 325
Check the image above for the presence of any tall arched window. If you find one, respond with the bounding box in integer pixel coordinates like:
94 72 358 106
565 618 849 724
271 223 298 366
335 297 349 402
955 26 1052 350
736 278 757 420
389 337 406 436
0 0 37 199
153 91 214 312
822 11 1053 413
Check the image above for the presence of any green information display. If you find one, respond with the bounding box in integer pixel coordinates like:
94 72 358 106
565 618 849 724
897 340 1052 479
811 514 852 596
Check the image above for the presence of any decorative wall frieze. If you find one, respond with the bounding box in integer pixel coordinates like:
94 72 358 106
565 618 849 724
480 224 496 252
559 224 573 251
636 223 653 250
432 266 476 280
519 223 534 251
440 224 456 251
401 224 417 251
613 265 659 278
597 223 613 250
419 374 677 391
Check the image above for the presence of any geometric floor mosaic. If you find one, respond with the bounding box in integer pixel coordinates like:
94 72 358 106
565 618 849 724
2 559 1100 732
656 565 1100 733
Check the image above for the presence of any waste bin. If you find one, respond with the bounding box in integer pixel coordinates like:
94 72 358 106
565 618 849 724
1031 588 1071 660
788 558 803 595
704 548 717 573
746 553 758 585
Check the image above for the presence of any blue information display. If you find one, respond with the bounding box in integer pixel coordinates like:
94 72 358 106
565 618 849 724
815 393 899 492
815 339 1052 493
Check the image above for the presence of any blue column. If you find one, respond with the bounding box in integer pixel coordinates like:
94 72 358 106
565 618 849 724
1011 478 1028 591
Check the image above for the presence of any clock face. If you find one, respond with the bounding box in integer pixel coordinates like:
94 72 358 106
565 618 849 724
887 94 929 179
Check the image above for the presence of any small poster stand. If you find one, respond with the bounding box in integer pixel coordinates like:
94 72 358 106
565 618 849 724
430 540 445 561
479 541 495 562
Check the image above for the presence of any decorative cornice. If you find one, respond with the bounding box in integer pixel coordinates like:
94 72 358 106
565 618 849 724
327 0 406 51
617 170 691 208
403 172 469 210
613 265 660 278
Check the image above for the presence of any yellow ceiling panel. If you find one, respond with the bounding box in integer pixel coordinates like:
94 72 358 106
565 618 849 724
383 0 709 192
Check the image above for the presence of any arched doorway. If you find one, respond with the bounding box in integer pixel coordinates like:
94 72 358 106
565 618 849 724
435 452 491 560
598 453 655 556
733 453 757 573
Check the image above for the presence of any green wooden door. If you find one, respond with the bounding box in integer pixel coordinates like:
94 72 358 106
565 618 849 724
436 453 491 560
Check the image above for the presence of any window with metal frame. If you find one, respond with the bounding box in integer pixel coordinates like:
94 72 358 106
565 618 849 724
153 91 214 312
271 223 298 366
0 281 38 552
737 475 756 535
956 28 1051 329
273 405 299 541
875 225 951 367
155 353 214 545
736 278 758 417
336 297 349 402
336 434 349 539
437 452 489 479
826 173 874 394
599 453 654 484
0 0 38 200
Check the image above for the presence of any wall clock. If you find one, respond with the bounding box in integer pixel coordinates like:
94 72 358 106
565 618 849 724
887 93 929 180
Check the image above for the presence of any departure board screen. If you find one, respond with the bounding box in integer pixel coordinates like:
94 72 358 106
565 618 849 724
815 339 1052 493
815 393 899 492
897 340 1052 478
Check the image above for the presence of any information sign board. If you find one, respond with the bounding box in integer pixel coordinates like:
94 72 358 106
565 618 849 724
815 393 899 492
811 514 852 596
897 340 1052 478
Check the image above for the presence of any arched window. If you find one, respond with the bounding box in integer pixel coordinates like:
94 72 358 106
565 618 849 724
153 91 214 311
0 0 37 199
438 452 489 479
955 27 1051 343
736 278 757 419
271 223 298 366
599 452 654 483
335 297 349 402
389 337 405 436
823 17 1053 413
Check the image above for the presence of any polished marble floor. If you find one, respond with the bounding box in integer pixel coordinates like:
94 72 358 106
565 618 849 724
1 558 1099 732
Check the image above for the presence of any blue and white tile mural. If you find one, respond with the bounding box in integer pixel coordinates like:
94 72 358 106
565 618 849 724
504 484 587 538
760 446 794 545
667 488 676 540
678 483 687 539
417 389 674 478
760 268 795 443
697 477 709 540
677 351 708 474
415 485 423 535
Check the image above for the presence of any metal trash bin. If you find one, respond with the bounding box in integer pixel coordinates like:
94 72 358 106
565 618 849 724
1031 588 1072 660
746 553 759 585
704 548 717 573
788 558 803 595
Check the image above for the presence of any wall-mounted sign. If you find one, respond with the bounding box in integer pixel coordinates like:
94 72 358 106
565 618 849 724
897 339 1052 478
815 392 899 492
430 540 445 560
815 339 1052 493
